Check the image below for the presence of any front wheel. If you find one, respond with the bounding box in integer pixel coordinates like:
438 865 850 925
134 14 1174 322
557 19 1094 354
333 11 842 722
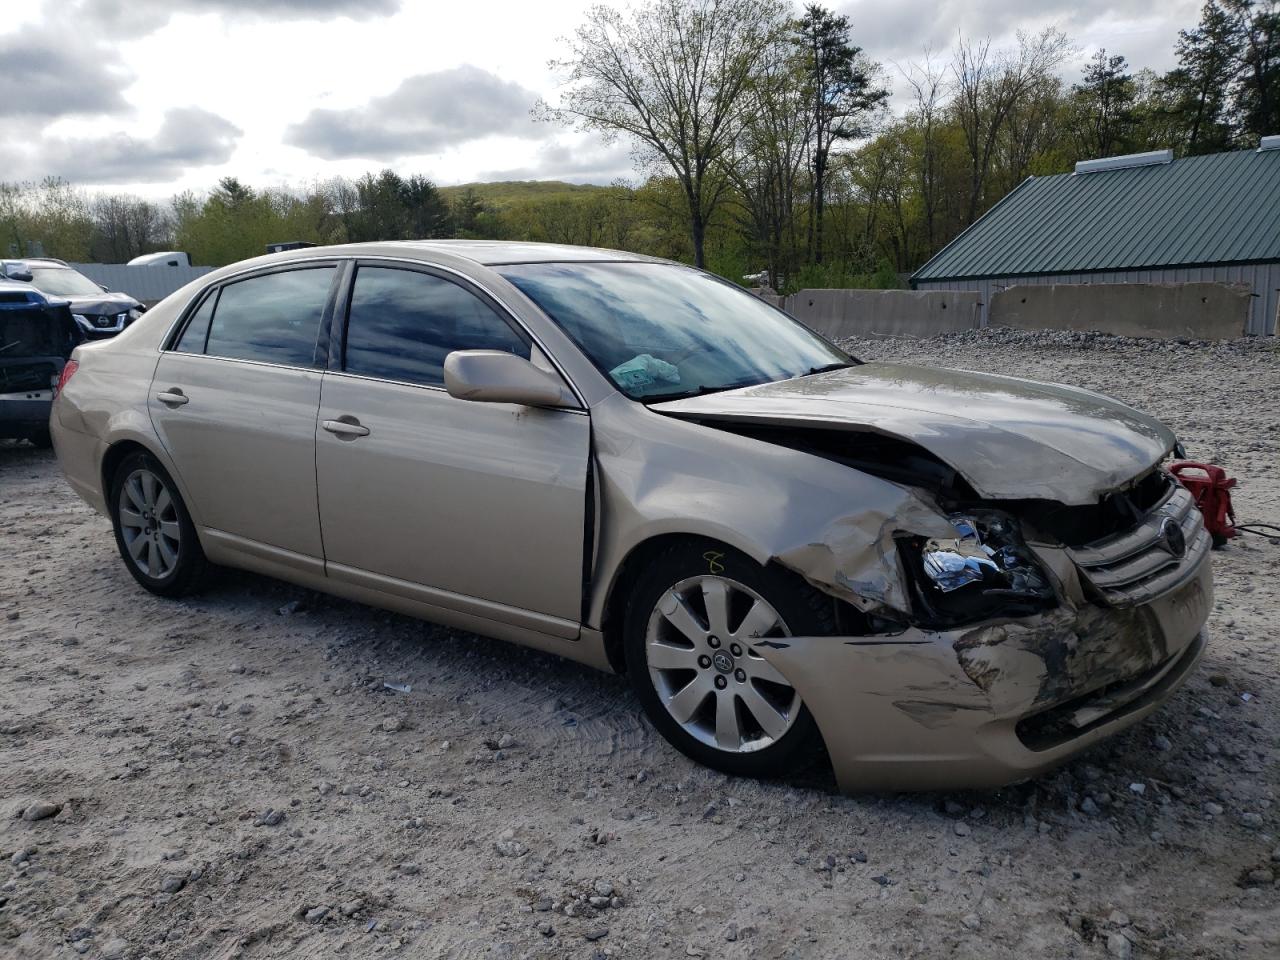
109 451 210 597
623 541 833 780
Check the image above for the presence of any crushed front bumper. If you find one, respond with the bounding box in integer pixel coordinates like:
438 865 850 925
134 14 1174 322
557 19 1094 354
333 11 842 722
751 548 1211 792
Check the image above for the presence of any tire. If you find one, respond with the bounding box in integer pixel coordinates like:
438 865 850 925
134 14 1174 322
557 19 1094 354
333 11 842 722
27 427 52 449
109 451 210 597
623 539 834 780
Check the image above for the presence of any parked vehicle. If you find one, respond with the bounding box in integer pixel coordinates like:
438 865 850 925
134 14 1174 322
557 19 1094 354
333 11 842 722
127 251 192 267
50 242 1212 791
1 258 144 339
1 280 80 447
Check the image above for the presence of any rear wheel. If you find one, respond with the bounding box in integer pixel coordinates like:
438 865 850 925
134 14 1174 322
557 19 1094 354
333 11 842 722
623 541 833 779
109 451 210 597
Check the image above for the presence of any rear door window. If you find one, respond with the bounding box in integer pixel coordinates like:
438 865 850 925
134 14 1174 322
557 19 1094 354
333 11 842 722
343 266 529 387
202 267 335 366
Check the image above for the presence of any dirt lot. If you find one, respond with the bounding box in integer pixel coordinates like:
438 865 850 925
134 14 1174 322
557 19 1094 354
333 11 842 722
2 328 1277 960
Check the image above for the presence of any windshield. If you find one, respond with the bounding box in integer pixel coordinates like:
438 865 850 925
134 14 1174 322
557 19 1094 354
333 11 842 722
497 262 852 400
28 266 103 297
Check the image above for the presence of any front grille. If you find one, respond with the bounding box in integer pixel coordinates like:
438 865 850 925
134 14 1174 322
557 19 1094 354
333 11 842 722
1067 481 1210 607
82 312 126 330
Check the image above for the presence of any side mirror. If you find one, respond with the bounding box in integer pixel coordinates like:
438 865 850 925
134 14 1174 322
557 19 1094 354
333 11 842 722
443 350 575 407
8 269 33 282
99 283 110 292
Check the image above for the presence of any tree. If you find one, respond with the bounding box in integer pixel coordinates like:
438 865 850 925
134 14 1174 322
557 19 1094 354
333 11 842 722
952 28 1072 224
902 53 947 251
212 177 254 209
795 4 887 263
452 188 487 237
724 33 812 288
543 0 789 267
90 194 171 262
1070 50 1139 158
401 174 452 239
1227 0 1280 139
1162 2 1243 153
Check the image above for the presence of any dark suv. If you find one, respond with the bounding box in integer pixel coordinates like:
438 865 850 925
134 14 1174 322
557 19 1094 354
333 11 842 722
1 280 82 446
1 259 144 339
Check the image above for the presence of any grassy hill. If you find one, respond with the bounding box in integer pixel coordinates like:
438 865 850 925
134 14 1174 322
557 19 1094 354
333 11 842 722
439 180 613 208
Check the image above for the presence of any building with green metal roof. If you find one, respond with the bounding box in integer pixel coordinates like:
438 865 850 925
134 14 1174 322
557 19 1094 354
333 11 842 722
911 141 1280 335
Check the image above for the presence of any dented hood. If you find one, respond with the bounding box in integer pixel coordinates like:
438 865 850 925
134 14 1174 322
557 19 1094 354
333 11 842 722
650 362 1175 504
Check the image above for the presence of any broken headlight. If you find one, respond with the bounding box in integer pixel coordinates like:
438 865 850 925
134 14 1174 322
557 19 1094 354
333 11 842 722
902 512 1055 626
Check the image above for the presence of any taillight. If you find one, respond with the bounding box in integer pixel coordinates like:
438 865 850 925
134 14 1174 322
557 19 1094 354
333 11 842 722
54 360 79 396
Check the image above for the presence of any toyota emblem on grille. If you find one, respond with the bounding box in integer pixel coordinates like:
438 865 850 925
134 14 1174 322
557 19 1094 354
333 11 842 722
1157 516 1186 558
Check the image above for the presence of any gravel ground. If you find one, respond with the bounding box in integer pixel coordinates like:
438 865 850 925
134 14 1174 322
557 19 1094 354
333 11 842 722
2 328 1277 960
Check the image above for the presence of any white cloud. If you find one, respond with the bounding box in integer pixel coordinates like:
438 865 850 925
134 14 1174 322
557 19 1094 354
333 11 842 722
0 28 131 119
286 66 548 160
8 109 242 185
69 0 400 35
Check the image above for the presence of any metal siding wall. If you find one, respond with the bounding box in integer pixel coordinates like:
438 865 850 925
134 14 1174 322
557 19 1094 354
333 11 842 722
918 263 1278 334
68 263 214 304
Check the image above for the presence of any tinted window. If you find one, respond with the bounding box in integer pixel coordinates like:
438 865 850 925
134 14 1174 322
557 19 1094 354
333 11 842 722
174 290 217 353
344 266 529 387
204 267 334 366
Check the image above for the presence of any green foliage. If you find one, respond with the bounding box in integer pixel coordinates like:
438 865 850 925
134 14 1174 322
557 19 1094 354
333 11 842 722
173 177 341 266
450 188 487 238
1068 50 1141 158
0 179 93 261
439 181 608 206
781 258 899 295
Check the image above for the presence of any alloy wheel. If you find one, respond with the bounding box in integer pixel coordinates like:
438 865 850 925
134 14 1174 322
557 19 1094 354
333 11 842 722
645 575 801 754
118 468 181 580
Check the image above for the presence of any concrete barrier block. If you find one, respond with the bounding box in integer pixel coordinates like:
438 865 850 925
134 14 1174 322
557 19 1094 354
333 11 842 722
783 289 981 340
990 282 1251 340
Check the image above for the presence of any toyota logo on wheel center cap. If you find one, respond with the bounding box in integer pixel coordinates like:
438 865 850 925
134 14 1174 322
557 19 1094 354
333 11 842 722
712 651 735 673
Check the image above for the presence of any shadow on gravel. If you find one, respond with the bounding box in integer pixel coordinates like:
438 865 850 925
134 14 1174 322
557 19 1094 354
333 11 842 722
0 438 55 464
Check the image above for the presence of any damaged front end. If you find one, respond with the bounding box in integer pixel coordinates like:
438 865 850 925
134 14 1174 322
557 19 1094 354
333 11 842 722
729 430 1213 792
601 372 1212 791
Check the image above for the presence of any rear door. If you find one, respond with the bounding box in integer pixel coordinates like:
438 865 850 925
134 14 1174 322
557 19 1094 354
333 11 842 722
315 261 590 628
148 263 341 563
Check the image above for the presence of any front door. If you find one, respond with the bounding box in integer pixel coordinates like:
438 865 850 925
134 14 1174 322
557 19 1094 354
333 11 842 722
148 264 339 560
315 263 590 625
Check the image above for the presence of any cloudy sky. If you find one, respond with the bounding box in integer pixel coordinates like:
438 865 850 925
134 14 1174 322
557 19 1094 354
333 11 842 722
1 0 1201 197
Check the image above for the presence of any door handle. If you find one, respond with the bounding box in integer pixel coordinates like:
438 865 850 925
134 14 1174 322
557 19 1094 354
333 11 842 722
155 389 189 406
322 417 370 439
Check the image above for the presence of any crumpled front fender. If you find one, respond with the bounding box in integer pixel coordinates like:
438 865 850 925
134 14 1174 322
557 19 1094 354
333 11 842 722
749 554 1210 793
587 392 957 628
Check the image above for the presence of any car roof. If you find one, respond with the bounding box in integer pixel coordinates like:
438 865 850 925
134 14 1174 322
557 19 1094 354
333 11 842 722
252 240 667 268
3 258 69 267
375 240 662 265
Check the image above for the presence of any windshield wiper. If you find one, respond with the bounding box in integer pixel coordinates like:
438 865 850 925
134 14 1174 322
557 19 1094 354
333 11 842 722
639 380 761 403
803 361 860 377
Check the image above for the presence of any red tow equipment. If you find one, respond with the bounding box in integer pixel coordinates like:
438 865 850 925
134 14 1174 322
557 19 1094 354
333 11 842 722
1168 461 1237 547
